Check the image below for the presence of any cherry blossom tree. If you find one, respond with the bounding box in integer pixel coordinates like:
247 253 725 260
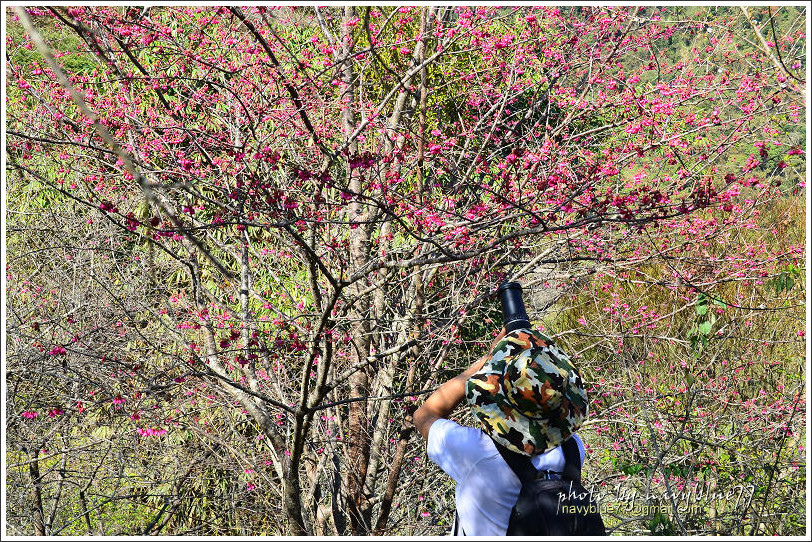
5 5 805 535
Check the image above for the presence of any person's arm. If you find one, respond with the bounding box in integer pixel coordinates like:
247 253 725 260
414 328 506 440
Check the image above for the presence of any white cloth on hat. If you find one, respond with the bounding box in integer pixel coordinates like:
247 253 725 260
427 418 584 536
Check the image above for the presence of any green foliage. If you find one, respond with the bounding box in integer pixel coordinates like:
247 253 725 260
770 264 802 295
688 293 725 354
648 510 676 535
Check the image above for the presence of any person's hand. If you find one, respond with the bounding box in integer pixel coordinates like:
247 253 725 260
414 327 508 440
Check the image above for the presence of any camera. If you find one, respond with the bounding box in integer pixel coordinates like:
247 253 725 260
497 282 531 332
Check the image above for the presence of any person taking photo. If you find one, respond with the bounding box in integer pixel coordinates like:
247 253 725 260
414 325 603 536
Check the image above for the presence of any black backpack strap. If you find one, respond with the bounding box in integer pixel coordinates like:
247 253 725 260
561 437 582 484
495 437 582 483
493 440 537 483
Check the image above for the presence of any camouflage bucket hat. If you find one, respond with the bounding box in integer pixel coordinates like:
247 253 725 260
465 329 588 456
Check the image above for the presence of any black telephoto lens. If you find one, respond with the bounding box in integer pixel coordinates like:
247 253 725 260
497 282 531 332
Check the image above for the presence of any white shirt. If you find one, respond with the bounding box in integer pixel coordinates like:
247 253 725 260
426 418 585 536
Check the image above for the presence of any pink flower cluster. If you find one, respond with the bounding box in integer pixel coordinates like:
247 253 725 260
137 427 168 437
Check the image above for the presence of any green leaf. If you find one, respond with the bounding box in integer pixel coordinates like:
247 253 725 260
695 293 708 316
771 264 803 294
698 321 712 335
648 510 675 535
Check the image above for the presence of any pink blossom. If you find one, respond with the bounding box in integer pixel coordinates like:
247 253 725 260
137 427 167 437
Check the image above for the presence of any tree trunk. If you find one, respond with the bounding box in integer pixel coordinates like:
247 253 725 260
28 447 46 536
